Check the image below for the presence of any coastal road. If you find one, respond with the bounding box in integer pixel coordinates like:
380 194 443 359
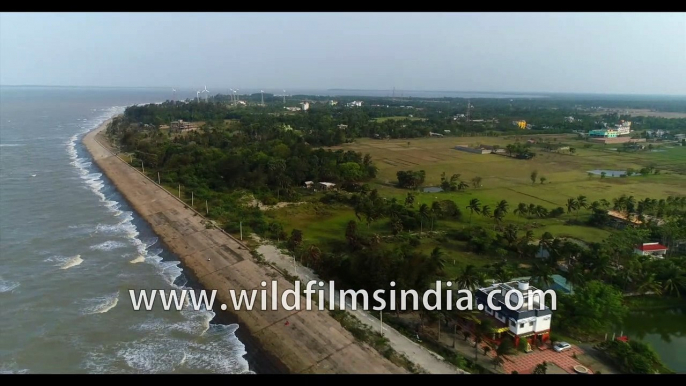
253 236 469 374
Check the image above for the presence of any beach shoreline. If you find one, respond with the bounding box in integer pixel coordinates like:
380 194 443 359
82 117 407 374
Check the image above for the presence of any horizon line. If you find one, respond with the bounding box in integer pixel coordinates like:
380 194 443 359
1 84 685 98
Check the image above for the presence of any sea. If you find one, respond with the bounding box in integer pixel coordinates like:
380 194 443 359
0 87 263 374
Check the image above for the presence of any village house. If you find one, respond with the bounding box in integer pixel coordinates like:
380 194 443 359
634 242 669 259
474 281 553 348
318 182 336 191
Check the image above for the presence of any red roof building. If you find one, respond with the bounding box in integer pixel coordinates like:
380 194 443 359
634 242 668 258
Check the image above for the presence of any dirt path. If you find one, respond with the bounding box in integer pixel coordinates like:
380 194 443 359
252 235 469 374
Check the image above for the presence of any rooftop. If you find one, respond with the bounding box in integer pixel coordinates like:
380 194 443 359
636 242 668 251
477 281 548 312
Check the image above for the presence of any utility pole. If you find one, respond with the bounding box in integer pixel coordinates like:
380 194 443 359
191 191 194 207
141 162 144 174
239 221 243 240
178 184 181 198
205 200 208 215
380 311 383 336
158 172 160 185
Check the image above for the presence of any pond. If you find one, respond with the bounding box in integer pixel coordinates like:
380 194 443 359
423 186 443 193
621 306 686 373
587 169 627 177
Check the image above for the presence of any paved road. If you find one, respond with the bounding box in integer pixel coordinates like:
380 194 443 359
253 236 469 374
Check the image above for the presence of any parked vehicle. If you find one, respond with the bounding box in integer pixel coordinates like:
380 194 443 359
553 342 572 352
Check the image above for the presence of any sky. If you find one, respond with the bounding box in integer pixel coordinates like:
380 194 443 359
1 12 685 95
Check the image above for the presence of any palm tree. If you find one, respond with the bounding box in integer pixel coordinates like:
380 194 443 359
599 198 610 209
566 198 578 217
405 192 415 208
530 262 553 288
456 265 484 291
457 181 469 191
493 208 506 230
466 198 481 223
662 270 686 297
637 273 663 296
535 205 548 218
430 201 442 231
577 195 588 210
589 201 601 212
418 203 430 235
514 203 528 217
430 247 446 271
495 200 509 215
481 205 492 218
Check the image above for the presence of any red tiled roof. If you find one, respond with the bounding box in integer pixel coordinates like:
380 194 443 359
636 243 668 251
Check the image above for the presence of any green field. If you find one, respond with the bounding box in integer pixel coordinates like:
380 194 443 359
268 134 686 268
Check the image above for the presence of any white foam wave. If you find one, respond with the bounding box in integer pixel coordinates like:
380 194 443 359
60 255 83 270
0 277 20 293
0 143 24 147
90 240 127 251
130 255 145 264
83 291 119 314
65 105 250 373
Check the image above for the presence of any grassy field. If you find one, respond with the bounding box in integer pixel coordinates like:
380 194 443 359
373 116 427 122
267 134 686 269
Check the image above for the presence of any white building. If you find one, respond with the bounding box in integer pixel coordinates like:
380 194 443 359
301 102 310 111
346 101 363 107
475 281 552 347
634 242 668 258
614 120 632 136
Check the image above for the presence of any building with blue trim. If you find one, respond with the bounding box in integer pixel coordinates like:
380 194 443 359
475 281 553 347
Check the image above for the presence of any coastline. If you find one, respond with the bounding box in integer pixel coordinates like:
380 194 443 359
82 118 407 374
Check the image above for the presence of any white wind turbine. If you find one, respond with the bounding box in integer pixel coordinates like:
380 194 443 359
260 90 264 105
172 88 176 101
201 85 210 101
229 88 235 104
196 91 200 102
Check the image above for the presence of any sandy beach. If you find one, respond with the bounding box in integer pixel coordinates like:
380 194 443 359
82 119 407 374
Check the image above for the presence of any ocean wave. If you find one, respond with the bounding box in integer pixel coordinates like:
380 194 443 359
0 143 25 147
90 240 127 251
83 291 119 314
129 255 146 264
60 255 83 270
66 105 250 373
0 277 20 293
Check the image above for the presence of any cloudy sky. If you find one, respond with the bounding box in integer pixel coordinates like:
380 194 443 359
1 12 685 95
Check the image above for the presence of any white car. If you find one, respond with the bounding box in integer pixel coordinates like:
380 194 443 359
553 342 572 352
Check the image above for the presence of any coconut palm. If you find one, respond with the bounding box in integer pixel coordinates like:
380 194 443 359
566 198 579 216
456 265 484 291
405 192 415 207
430 247 446 271
457 181 469 191
514 203 528 217
495 200 509 215
466 198 481 223
481 205 492 218
493 208 506 230
431 201 442 231
418 203 430 235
